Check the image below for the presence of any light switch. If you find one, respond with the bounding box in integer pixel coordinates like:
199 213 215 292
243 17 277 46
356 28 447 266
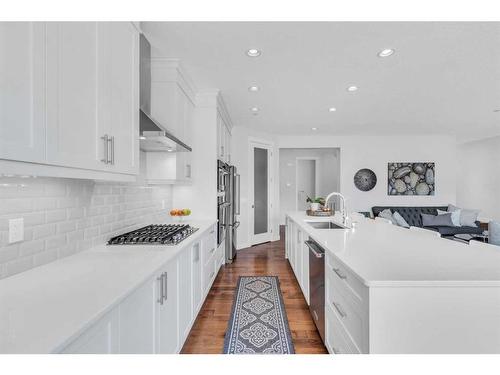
8 218 24 243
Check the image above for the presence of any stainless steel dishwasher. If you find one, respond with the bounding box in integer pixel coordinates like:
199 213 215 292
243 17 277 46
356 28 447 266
305 237 325 343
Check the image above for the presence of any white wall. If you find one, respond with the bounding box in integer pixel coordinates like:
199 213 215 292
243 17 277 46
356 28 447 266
278 135 458 214
231 126 280 249
279 148 340 224
0 175 173 279
456 136 500 222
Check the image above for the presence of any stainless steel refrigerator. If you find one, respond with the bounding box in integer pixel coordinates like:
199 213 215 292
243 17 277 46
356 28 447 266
217 161 240 263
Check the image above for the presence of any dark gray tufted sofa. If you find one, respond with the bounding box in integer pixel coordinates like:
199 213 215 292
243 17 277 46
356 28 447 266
371 206 484 236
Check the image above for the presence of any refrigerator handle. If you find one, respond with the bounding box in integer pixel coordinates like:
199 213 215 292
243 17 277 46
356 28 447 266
235 173 240 215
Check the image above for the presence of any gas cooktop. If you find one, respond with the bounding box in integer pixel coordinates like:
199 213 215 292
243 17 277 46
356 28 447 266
107 224 198 245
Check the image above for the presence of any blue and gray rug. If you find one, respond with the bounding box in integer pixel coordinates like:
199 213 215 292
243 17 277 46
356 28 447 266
223 276 295 354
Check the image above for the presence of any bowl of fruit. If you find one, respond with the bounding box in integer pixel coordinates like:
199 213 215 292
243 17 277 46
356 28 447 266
169 208 191 222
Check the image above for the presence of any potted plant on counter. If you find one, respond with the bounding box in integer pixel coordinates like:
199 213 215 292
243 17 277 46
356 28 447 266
306 196 325 211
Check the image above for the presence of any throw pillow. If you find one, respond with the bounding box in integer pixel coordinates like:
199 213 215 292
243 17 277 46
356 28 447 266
421 212 454 227
392 211 410 228
379 209 397 224
448 204 480 227
437 209 461 227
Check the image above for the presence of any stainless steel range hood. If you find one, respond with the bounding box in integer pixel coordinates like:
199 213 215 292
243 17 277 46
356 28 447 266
139 34 192 153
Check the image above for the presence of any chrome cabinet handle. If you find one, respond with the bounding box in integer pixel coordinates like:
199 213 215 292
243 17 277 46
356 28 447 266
101 135 109 164
108 136 114 165
333 268 347 280
210 271 215 278
210 247 216 254
163 272 168 301
157 274 164 305
186 164 191 178
332 301 347 318
332 347 341 354
194 245 200 262
305 240 324 258
312 310 319 321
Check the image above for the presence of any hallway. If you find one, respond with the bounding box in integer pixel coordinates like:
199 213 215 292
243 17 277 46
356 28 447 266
181 227 327 354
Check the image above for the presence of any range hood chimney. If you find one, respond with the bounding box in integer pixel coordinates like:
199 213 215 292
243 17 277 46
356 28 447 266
139 34 192 152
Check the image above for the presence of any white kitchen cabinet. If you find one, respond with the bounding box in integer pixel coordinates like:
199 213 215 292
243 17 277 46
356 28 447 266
192 242 203 313
216 112 232 163
1 22 139 180
60 225 218 354
0 22 46 163
118 276 157 354
45 22 105 171
61 309 119 354
46 22 139 174
178 246 193 343
156 257 179 354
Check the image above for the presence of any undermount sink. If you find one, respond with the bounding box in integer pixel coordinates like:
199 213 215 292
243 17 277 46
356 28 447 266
306 221 345 229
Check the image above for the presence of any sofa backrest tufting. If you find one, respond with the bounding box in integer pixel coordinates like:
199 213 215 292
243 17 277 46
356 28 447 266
371 206 448 228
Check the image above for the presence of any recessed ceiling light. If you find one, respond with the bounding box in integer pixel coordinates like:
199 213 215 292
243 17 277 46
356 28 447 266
329 107 337 112
248 86 260 92
311 127 318 131
347 86 358 92
378 48 395 57
139 136 146 140
250 107 259 112
246 49 261 57
494 109 500 112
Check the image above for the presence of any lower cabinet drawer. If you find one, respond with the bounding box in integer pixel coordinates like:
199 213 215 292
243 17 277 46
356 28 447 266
202 233 217 264
326 303 360 354
326 271 366 352
203 255 216 294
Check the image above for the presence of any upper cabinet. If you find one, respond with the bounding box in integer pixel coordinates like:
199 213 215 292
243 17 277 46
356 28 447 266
0 22 140 180
0 22 46 163
217 96 232 164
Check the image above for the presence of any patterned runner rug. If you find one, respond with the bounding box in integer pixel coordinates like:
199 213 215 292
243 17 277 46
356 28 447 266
223 276 295 354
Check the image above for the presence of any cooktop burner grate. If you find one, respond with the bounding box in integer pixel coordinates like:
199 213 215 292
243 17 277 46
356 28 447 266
107 224 198 245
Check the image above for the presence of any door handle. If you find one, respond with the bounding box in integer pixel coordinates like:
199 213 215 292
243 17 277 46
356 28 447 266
305 240 324 258
333 268 347 280
157 274 164 305
312 310 319 321
332 301 347 318
163 272 168 301
101 135 109 164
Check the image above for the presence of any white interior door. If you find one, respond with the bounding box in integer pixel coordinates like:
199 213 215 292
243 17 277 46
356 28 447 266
296 159 317 211
250 142 273 245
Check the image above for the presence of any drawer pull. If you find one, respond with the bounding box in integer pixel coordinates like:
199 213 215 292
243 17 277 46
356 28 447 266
312 310 319 321
210 271 215 278
332 301 347 318
333 267 347 280
157 274 164 305
210 247 216 253
332 347 341 354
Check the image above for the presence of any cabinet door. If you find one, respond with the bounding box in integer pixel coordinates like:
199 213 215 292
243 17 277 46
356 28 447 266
0 22 46 162
224 127 231 164
118 277 156 353
295 229 303 283
216 114 224 159
192 242 203 313
178 247 193 343
301 240 310 304
107 22 139 175
46 22 107 170
156 258 179 353
61 309 119 354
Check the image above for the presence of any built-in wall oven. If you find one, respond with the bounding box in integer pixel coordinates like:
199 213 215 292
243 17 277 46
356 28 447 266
305 237 326 343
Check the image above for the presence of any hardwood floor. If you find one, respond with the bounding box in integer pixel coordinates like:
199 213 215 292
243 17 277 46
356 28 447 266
181 226 328 354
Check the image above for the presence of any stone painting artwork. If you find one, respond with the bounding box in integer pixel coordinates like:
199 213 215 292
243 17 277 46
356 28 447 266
388 162 435 196
354 168 377 191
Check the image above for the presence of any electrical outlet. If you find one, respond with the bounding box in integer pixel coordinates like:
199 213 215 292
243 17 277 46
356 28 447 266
9 218 24 244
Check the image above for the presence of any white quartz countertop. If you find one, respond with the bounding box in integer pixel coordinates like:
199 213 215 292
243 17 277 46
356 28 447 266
287 212 500 287
0 219 216 354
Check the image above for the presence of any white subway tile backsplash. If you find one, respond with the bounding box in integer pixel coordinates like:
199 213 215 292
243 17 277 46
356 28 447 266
0 176 173 279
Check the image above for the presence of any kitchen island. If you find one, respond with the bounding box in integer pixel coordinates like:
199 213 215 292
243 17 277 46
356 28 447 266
286 211 500 354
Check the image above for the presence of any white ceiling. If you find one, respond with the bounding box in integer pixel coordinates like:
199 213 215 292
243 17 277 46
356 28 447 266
142 22 500 141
